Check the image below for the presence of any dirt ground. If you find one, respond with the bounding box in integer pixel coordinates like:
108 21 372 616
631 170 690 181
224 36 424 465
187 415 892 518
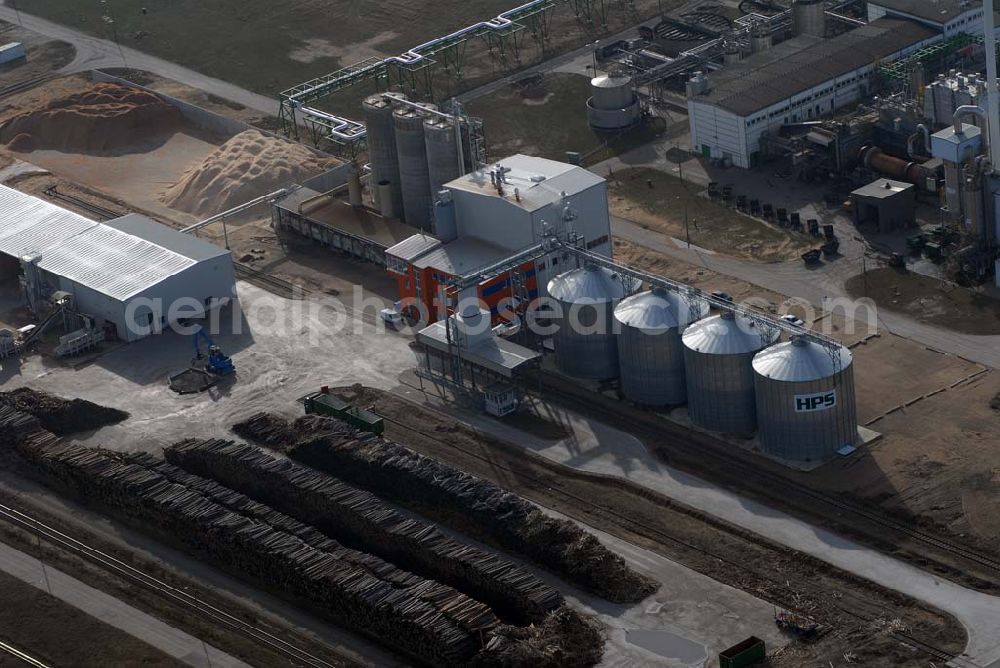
0 20 74 88
609 167 814 262
0 568 184 667
845 267 1000 336
332 385 966 666
20 0 675 96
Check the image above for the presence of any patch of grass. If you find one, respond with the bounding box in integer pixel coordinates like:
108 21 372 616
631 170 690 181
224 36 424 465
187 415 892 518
610 167 812 262
16 0 519 96
845 267 1000 335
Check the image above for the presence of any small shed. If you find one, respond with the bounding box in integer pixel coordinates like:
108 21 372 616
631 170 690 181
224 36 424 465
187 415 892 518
850 178 916 233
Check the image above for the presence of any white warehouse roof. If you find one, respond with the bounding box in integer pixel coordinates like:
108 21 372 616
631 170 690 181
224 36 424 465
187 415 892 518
0 185 231 301
445 154 604 213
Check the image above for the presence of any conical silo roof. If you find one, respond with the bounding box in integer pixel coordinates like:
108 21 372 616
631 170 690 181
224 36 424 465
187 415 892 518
614 288 708 334
752 336 853 382
682 312 778 355
547 264 626 304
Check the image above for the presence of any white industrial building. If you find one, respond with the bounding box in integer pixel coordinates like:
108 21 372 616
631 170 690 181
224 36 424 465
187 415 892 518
867 0 996 37
447 154 612 259
0 186 235 342
385 154 613 320
687 17 937 168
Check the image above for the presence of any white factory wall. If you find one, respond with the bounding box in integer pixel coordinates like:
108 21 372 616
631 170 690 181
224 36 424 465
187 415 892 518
449 182 613 256
450 190 536 250
40 254 235 343
690 35 939 168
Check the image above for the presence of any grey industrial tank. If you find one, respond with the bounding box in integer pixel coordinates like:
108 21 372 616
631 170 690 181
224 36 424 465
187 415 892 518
614 288 709 406
547 264 627 380
362 94 405 218
752 336 857 462
682 312 780 434
791 0 825 38
424 116 472 198
587 74 641 132
393 103 436 230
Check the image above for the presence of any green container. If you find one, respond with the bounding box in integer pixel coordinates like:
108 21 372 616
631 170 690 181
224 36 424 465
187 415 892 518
719 636 765 668
302 392 384 436
303 392 350 418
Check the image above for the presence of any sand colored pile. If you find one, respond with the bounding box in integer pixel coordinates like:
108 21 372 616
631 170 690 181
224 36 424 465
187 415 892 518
0 83 183 153
163 129 338 217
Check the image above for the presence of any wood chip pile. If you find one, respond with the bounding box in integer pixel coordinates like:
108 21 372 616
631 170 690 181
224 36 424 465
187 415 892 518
0 388 129 435
287 417 658 604
12 439 496 666
166 438 563 623
475 606 606 668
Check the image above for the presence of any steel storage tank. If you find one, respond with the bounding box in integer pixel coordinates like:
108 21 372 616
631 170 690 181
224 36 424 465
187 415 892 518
424 116 472 199
363 94 405 217
547 264 626 380
614 287 709 406
752 336 857 462
682 312 780 434
587 74 641 132
791 0 825 38
393 103 436 230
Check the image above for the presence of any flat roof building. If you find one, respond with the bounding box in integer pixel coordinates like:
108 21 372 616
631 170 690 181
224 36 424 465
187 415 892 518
688 18 938 168
867 0 997 36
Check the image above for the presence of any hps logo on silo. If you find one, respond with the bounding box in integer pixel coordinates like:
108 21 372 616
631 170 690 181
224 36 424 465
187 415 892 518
794 391 837 413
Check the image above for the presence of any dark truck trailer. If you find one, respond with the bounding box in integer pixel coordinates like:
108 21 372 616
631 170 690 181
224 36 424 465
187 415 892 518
719 636 765 668
301 388 385 436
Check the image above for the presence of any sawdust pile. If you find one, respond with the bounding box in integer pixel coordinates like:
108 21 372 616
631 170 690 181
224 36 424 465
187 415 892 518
0 83 183 153
162 130 337 216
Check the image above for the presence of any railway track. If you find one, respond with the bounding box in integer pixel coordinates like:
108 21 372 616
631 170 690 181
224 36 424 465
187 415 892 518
0 639 49 668
41 186 122 221
376 408 961 665
0 502 340 668
543 376 1000 577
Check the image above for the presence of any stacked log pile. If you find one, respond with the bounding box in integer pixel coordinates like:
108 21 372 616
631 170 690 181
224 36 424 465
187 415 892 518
0 388 129 435
231 412 298 451
14 440 497 666
287 418 658 604
166 438 563 623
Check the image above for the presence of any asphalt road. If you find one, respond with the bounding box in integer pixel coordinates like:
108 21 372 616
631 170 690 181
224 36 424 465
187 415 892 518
0 538 248 668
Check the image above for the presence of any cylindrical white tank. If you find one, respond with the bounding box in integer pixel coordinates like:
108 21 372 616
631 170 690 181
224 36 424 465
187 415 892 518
547 264 627 380
363 94 405 218
347 166 363 207
615 287 709 406
377 181 395 219
682 312 780 434
752 336 857 462
393 103 436 230
587 74 642 132
791 0 825 38
424 116 471 199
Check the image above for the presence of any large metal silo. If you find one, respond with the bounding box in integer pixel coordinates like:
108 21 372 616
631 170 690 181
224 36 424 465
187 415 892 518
587 73 641 132
547 264 627 380
394 103 436 230
362 94 405 218
682 312 779 434
424 116 471 198
752 336 857 462
791 0 825 38
614 287 708 406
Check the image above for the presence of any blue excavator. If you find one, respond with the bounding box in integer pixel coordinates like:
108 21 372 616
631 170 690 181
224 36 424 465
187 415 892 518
192 326 235 376
169 326 234 394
